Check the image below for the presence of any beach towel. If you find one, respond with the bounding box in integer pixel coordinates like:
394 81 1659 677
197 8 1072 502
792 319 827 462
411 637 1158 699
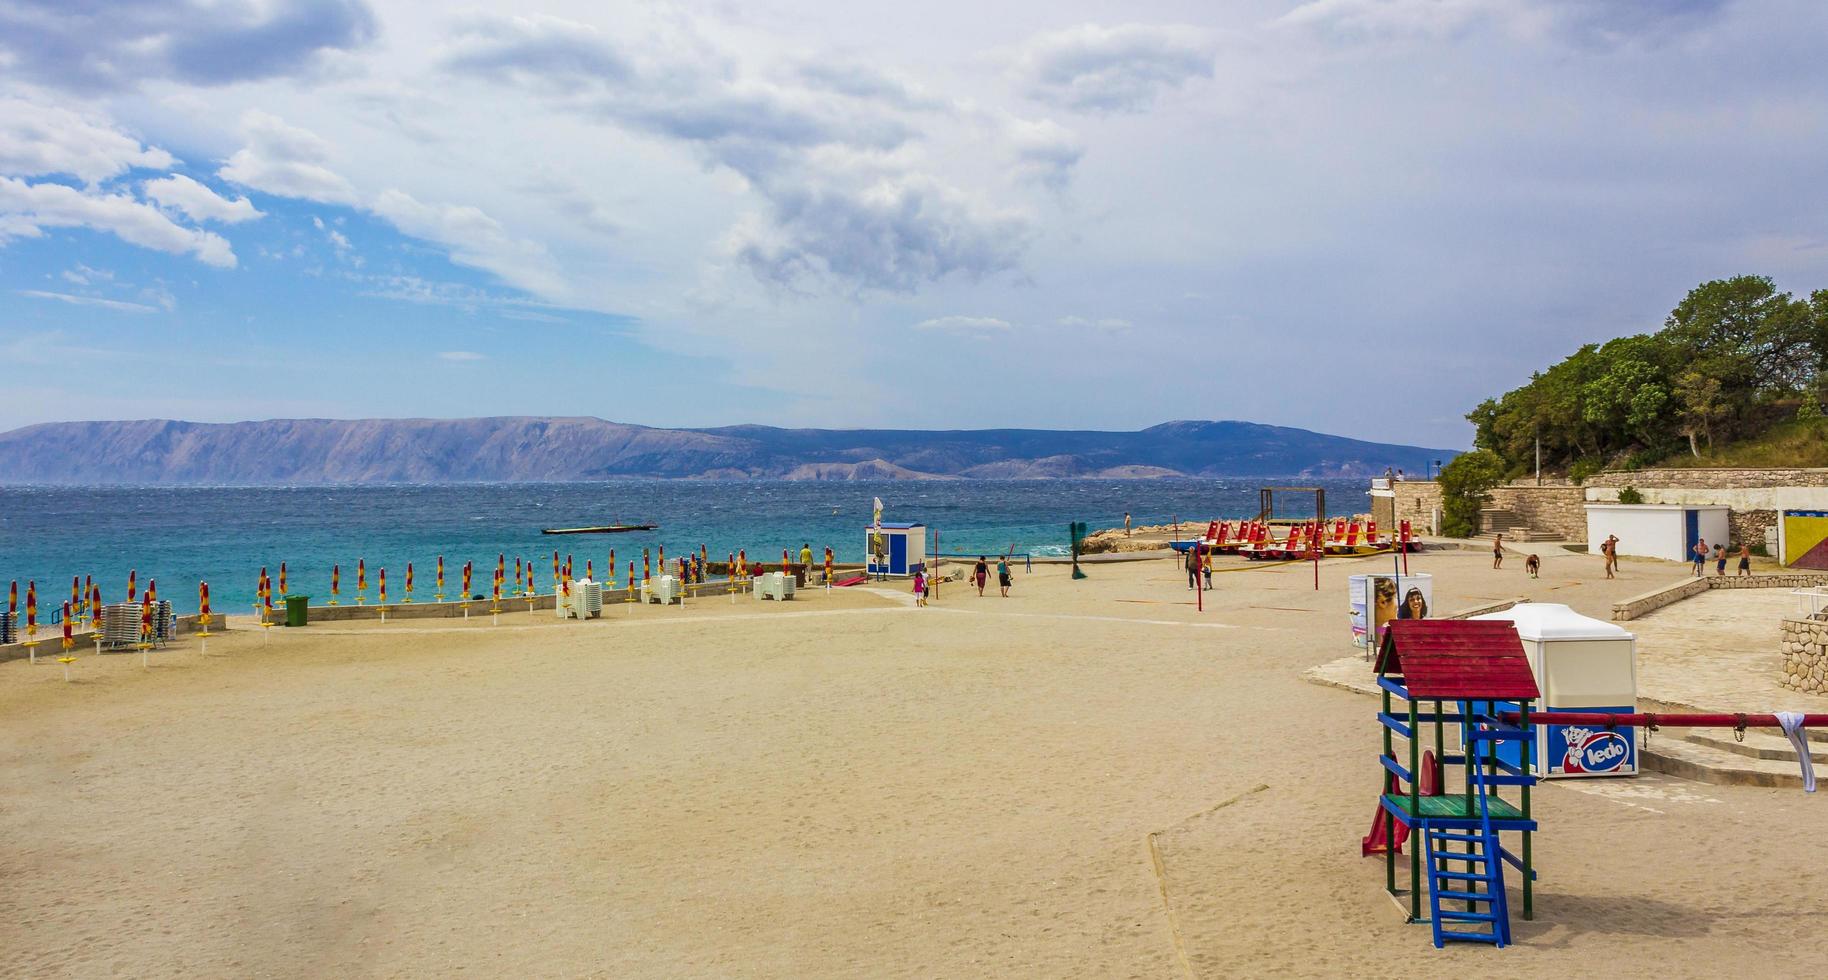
1776 712 1816 793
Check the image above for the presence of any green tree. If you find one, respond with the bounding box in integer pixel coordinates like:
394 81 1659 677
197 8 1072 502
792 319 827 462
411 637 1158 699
1673 370 1728 456
1664 275 1815 395
1438 449 1506 538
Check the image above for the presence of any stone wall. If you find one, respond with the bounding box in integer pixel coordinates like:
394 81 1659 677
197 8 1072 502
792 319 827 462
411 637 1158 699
1586 468 1828 518
1387 480 1444 534
1485 485 1587 539
1384 480 1584 538
1780 616 1828 696
1611 572 1828 621
1591 468 1828 490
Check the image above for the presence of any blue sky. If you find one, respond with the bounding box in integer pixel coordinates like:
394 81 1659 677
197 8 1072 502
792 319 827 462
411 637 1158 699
2 0 1826 448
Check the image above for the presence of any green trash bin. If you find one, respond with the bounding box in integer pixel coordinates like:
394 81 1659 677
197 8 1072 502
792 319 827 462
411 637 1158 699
285 595 310 627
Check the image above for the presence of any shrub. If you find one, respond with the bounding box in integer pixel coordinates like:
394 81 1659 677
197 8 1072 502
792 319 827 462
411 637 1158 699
1616 486 1645 505
1438 449 1506 537
1568 459 1603 484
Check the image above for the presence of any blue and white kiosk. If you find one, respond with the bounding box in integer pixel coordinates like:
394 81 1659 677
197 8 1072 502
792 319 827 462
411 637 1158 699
866 522 927 577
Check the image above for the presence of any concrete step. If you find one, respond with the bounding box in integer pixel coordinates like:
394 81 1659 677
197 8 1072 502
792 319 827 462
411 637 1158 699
1680 728 1828 765
1641 736 1813 789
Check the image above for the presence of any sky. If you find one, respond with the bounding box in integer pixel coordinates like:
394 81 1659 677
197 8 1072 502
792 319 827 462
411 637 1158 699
1 0 1825 449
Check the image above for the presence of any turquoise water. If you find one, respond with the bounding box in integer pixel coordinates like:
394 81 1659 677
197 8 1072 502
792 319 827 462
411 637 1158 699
0 479 1369 614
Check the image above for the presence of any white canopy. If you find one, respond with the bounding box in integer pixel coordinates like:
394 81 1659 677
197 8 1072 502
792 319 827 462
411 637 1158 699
1470 602 1633 642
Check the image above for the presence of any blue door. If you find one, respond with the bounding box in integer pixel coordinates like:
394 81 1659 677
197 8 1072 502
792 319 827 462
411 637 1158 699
890 533 908 575
1684 509 1699 561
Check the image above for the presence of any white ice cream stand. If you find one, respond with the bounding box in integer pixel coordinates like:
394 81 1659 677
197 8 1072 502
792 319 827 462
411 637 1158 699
1471 603 1638 778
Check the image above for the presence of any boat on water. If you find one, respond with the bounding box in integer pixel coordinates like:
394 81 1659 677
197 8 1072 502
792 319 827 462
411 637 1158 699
541 524 658 535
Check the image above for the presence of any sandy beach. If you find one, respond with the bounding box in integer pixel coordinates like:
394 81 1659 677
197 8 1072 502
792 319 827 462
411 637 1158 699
3 546 1825 978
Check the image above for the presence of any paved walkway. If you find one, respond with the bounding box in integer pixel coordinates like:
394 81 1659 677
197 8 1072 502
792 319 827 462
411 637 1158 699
1308 588 1815 713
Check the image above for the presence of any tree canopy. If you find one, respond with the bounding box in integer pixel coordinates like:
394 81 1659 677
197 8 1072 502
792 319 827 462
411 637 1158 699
1469 276 1828 476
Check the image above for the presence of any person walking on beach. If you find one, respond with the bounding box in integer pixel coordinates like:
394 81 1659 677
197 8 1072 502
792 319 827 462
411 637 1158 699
1188 548 1202 590
1492 533 1504 569
1202 555 1213 591
800 543 813 573
1738 543 1752 575
996 557 1011 597
1124 512 1132 537
1691 538 1708 577
1602 534 1619 579
973 557 989 597
912 568 928 606
1713 543 1727 576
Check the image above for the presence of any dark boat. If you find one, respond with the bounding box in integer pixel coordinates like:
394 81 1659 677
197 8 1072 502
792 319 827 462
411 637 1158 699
541 524 657 535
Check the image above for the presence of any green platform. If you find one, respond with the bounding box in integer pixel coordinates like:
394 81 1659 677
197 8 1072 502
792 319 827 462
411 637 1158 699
1382 794 1525 822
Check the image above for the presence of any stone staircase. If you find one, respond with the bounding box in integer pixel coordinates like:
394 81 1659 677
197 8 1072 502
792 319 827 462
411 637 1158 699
1641 727 1822 789
1478 508 1560 543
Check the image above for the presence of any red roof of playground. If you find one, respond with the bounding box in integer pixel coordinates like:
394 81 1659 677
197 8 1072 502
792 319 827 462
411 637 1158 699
1373 620 1540 700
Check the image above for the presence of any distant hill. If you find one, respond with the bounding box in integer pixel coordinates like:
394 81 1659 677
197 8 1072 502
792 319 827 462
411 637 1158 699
0 417 1455 485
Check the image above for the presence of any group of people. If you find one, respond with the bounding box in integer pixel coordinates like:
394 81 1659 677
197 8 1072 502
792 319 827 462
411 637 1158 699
1691 538 1753 577
910 555 1012 606
1492 531 1754 580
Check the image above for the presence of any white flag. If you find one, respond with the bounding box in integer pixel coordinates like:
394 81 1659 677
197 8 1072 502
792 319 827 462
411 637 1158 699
872 497 883 528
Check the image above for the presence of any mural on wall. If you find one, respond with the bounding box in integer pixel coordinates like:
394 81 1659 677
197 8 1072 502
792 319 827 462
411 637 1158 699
1782 511 1828 569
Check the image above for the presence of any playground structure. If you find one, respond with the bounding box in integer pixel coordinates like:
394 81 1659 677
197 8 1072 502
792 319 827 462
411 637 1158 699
1373 620 1540 947
1372 618 1826 950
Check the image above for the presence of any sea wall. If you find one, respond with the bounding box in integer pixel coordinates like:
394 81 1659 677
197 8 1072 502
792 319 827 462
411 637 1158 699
0 612 227 665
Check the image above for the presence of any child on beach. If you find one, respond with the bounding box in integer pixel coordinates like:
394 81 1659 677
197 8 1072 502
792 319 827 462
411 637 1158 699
1492 533 1504 569
1738 543 1752 576
913 569 927 606
1524 554 1540 578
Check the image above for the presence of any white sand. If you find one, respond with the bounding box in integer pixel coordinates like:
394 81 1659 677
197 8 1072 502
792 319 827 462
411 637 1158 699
3 546 1824 977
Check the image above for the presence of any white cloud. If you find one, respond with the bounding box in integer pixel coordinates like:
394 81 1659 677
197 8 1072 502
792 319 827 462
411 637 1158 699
144 174 264 223
218 110 360 205
1005 116 1084 191
370 189 564 298
0 98 174 184
912 314 1012 334
437 350 486 361
1012 24 1216 113
0 176 236 267
61 263 113 285
0 0 377 94
18 289 159 313
441 13 1035 293
1276 0 1731 47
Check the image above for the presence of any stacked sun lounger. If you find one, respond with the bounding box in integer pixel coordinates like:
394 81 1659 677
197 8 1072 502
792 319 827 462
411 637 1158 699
0 610 14 645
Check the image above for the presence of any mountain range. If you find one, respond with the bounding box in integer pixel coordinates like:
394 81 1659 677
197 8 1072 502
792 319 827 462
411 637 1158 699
0 417 1454 484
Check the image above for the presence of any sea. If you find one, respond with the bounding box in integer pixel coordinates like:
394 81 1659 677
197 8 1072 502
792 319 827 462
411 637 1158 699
0 478 1370 614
